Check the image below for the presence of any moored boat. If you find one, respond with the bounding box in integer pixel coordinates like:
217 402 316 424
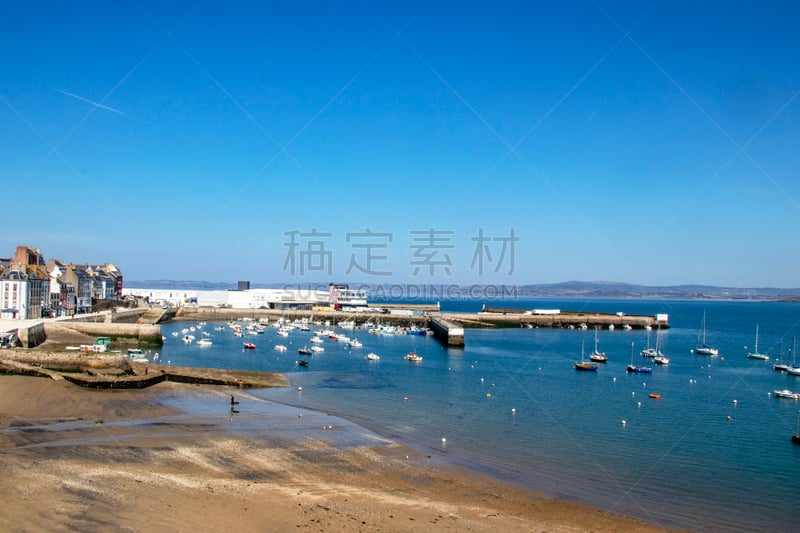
404 351 423 362
575 341 598 371
693 311 719 356
627 341 652 373
774 389 800 400
793 412 800 445
243 342 256 350
746 325 769 360
366 352 380 361
589 328 607 362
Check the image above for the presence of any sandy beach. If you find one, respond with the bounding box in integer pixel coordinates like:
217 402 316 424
0 375 675 532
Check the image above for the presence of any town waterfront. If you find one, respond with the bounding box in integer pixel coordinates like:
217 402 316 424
156 298 800 532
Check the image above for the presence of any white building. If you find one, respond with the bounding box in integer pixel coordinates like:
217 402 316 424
122 287 336 310
0 266 49 320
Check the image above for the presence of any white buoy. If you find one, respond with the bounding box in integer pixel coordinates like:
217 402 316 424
481 378 484 383
441 437 447 447
733 399 738 405
511 408 516 414
613 377 617 382
297 387 303 392
622 420 627 426
643 383 647 388
637 402 642 408
631 392 636 397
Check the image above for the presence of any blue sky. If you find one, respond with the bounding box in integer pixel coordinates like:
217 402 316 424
1 1 799 287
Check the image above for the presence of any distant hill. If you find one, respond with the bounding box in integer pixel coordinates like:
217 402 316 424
125 280 800 300
516 281 800 300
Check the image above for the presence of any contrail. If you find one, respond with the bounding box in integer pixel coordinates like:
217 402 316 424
56 88 126 116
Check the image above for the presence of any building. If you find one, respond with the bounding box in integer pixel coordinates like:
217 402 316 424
0 265 49 319
121 286 346 310
63 264 94 314
47 259 76 317
13 245 45 267
328 284 368 309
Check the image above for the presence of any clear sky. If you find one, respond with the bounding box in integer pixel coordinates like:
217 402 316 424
2 1 798 288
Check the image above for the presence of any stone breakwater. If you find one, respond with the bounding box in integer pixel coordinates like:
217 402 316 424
0 352 288 390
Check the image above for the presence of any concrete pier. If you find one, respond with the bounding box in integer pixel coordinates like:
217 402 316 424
428 315 465 347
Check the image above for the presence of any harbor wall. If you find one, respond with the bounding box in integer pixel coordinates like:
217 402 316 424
17 322 47 348
428 316 465 347
48 322 163 347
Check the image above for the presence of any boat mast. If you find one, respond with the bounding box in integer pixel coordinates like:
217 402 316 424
755 325 760 354
702 311 707 345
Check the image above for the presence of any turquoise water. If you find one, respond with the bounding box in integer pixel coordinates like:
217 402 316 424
155 299 800 532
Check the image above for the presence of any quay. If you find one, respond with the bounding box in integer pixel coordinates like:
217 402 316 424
475 306 669 330
428 314 465 347
0 304 669 353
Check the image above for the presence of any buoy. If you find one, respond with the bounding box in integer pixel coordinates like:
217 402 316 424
297 386 303 392
441 437 447 445
622 420 627 426
727 416 732 421
733 399 738 405
511 408 516 414
403 396 409 401
631 392 636 397
637 402 642 408
486 393 492 398
480 378 484 383
613 377 617 382
643 383 647 388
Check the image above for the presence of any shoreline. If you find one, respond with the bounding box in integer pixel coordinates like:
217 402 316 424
0 374 676 532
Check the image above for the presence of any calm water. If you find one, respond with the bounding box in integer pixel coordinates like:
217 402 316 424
153 298 800 532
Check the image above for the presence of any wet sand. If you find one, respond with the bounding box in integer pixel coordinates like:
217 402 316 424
0 376 676 532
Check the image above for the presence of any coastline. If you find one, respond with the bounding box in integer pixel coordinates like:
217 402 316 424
0 374 676 532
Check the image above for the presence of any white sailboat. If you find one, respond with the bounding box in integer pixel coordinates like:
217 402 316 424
589 328 607 363
747 325 770 360
641 327 657 357
693 311 718 356
787 337 800 376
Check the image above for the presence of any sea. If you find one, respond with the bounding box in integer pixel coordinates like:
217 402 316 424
154 298 800 532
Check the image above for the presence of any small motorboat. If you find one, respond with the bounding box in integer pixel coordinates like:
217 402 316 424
274 344 287 352
366 352 380 361
298 347 312 355
296 359 309 367
404 351 423 362
774 389 800 400
243 343 256 350
196 339 213 347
